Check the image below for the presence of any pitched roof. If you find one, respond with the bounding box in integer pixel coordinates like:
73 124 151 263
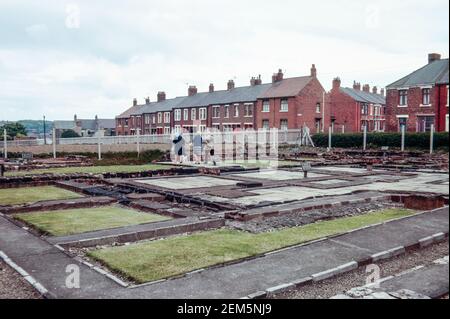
97 119 116 129
116 104 145 119
259 76 313 99
121 75 317 117
387 59 449 89
53 121 75 130
340 87 386 105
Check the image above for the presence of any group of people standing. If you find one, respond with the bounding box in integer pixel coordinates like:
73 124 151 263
172 130 216 166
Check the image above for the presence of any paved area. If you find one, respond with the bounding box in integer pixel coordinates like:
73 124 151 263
231 170 326 181
135 176 238 190
0 207 448 299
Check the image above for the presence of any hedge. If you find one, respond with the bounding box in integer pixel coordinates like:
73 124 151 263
312 132 449 150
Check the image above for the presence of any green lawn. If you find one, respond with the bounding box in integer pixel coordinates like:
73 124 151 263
5 164 174 177
88 208 414 283
15 206 171 236
0 186 82 206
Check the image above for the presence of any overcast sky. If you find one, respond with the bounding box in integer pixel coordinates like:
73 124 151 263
0 0 448 121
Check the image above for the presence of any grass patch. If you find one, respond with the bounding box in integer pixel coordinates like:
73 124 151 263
88 208 414 283
0 186 82 206
6 164 174 177
14 206 171 236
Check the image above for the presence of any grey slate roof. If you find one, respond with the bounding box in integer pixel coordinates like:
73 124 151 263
387 59 449 89
53 121 75 130
97 119 116 129
340 87 386 105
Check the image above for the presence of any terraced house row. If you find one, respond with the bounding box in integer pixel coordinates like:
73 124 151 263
116 65 330 135
116 54 449 135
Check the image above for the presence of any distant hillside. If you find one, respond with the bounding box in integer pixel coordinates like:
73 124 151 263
1 120 53 134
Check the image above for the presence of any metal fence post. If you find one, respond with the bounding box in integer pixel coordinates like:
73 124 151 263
401 125 405 152
98 135 102 160
430 124 434 155
52 128 57 159
328 126 332 151
136 128 141 157
3 128 7 159
363 124 367 151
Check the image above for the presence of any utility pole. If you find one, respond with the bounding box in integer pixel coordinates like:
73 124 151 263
3 128 7 160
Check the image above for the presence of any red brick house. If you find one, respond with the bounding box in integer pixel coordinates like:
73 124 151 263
116 66 327 135
328 78 386 133
386 53 449 132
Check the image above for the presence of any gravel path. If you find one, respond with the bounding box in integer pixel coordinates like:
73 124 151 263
0 260 41 299
275 241 449 299
229 201 401 233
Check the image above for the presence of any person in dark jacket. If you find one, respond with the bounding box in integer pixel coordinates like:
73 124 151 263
172 132 185 164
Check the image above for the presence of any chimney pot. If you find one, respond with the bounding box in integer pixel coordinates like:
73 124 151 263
353 81 361 91
133 98 138 106
311 64 317 78
255 75 262 85
227 80 235 90
188 86 198 96
272 69 284 83
332 77 341 90
372 86 378 95
250 77 256 86
380 88 385 96
209 83 214 93
157 91 166 102
363 84 370 93
428 53 441 64
145 97 151 104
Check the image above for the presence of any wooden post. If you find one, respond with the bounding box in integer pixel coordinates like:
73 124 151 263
328 126 332 151
98 135 102 160
136 128 141 157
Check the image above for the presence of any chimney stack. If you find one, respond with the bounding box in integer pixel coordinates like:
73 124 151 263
227 80 235 90
363 84 370 93
272 69 284 83
428 53 441 64
372 86 378 95
311 64 317 78
380 88 385 96
133 98 138 106
188 86 198 96
209 83 215 93
332 77 341 90
145 97 151 104
74 114 78 122
250 77 256 86
157 91 166 102
255 75 262 85
353 81 361 91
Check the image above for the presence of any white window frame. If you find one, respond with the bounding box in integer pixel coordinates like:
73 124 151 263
280 119 288 131
280 99 289 112
184 109 189 121
212 106 220 119
199 108 207 121
234 104 240 117
398 89 408 107
164 112 171 124
224 105 230 118
174 109 181 122
421 88 431 106
244 103 253 117
316 103 321 114
157 112 162 124
262 101 270 113
191 108 197 121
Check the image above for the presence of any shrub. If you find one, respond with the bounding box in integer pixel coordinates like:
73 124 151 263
312 132 449 150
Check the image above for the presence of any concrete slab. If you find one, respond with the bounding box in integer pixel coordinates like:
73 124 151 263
232 170 325 181
134 176 237 190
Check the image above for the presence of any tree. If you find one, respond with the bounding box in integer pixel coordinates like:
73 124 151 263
61 129 81 138
0 122 27 140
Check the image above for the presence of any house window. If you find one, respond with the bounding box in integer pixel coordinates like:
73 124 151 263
422 88 431 105
144 115 150 125
316 103 321 114
262 101 270 112
315 119 322 132
244 104 253 117
417 116 435 132
262 120 270 130
199 108 207 120
280 119 288 131
224 105 230 118
212 106 220 118
191 109 197 121
361 104 369 115
164 112 171 124
152 115 156 124
184 109 189 121
280 99 289 112
174 109 181 122
399 90 408 106
174 125 181 133
157 113 162 123
234 104 239 117
164 127 171 135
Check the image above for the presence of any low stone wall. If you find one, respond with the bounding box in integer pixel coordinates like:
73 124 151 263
6 143 170 155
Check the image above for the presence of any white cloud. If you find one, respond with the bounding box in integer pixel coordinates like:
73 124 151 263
0 0 448 121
